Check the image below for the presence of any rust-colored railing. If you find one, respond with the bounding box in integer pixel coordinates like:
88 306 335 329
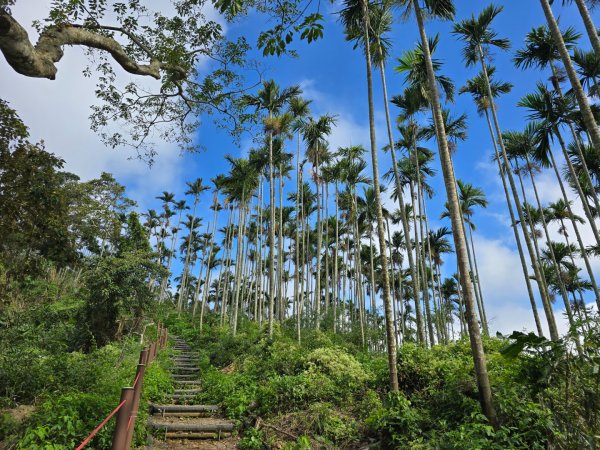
76 323 169 450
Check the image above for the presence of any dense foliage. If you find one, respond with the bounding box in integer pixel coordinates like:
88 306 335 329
165 312 599 449
0 102 171 449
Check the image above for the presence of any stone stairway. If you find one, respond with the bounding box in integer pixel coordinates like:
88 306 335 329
147 337 236 448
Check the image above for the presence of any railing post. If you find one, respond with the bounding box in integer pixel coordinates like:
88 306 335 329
149 342 156 362
124 363 146 448
111 387 133 450
139 348 149 366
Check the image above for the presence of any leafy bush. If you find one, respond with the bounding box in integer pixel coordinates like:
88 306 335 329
0 412 20 441
305 346 371 390
18 392 116 449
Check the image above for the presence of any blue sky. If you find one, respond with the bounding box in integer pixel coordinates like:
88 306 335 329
1 1 598 336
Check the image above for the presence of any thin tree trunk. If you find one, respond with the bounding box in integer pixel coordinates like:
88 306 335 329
334 181 340 333
218 207 232 325
468 224 488 332
200 201 220 331
361 0 397 392
548 149 600 312
232 199 247 336
574 0 600 56
325 182 330 317
380 59 425 344
540 0 600 151
268 127 276 337
485 110 544 336
296 168 303 343
414 0 497 426
177 198 199 311
315 148 322 330
516 159 576 327
478 53 558 341
417 187 435 345
549 64 600 246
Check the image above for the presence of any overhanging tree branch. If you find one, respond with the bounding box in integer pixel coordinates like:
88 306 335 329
0 9 167 80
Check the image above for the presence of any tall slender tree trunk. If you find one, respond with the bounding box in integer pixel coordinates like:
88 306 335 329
325 183 330 317
515 159 576 327
485 110 543 336
352 190 366 348
298 175 304 342
548 65 600 246
414 177 436 344
192 225 209 317
178 198 199 311
232 199 248 336
361 0 397 392
386 217 400 346
556 127 600 246
257 177 264 327
467 224 488 335
200 201 220 331
478 54 559 341
461 218 487 336
314 149 323 330
333 181 340 333
368 226 377 334
573 0 600 56
421 197 443 343
547 149 600 312
160 207 184 302
413 0 497 426
539 0 600 151
218 207 233 325
268 127 276 337
377 51 421 346
295 136 302 342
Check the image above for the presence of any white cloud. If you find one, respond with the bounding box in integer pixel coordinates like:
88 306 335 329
299 78 375 153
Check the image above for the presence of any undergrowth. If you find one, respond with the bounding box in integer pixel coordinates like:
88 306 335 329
165 312 599 450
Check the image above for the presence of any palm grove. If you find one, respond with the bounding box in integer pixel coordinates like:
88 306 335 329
1 0 600 438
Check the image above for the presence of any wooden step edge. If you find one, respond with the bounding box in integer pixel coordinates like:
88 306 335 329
164 431 232 439
173 388 203 394
150 404 219 412
148 420 235 432
153 412 217 418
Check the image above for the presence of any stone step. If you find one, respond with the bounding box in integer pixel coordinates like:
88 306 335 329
173 380 201 385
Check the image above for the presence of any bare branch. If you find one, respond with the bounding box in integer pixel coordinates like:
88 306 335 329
0 9 164 80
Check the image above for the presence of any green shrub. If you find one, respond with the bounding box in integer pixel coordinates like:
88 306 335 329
239 427 266 450
18 393 116 449
256 373 338 414
305 346 371 390
304 402 359 445
0 412 20 440
366 391 421 448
